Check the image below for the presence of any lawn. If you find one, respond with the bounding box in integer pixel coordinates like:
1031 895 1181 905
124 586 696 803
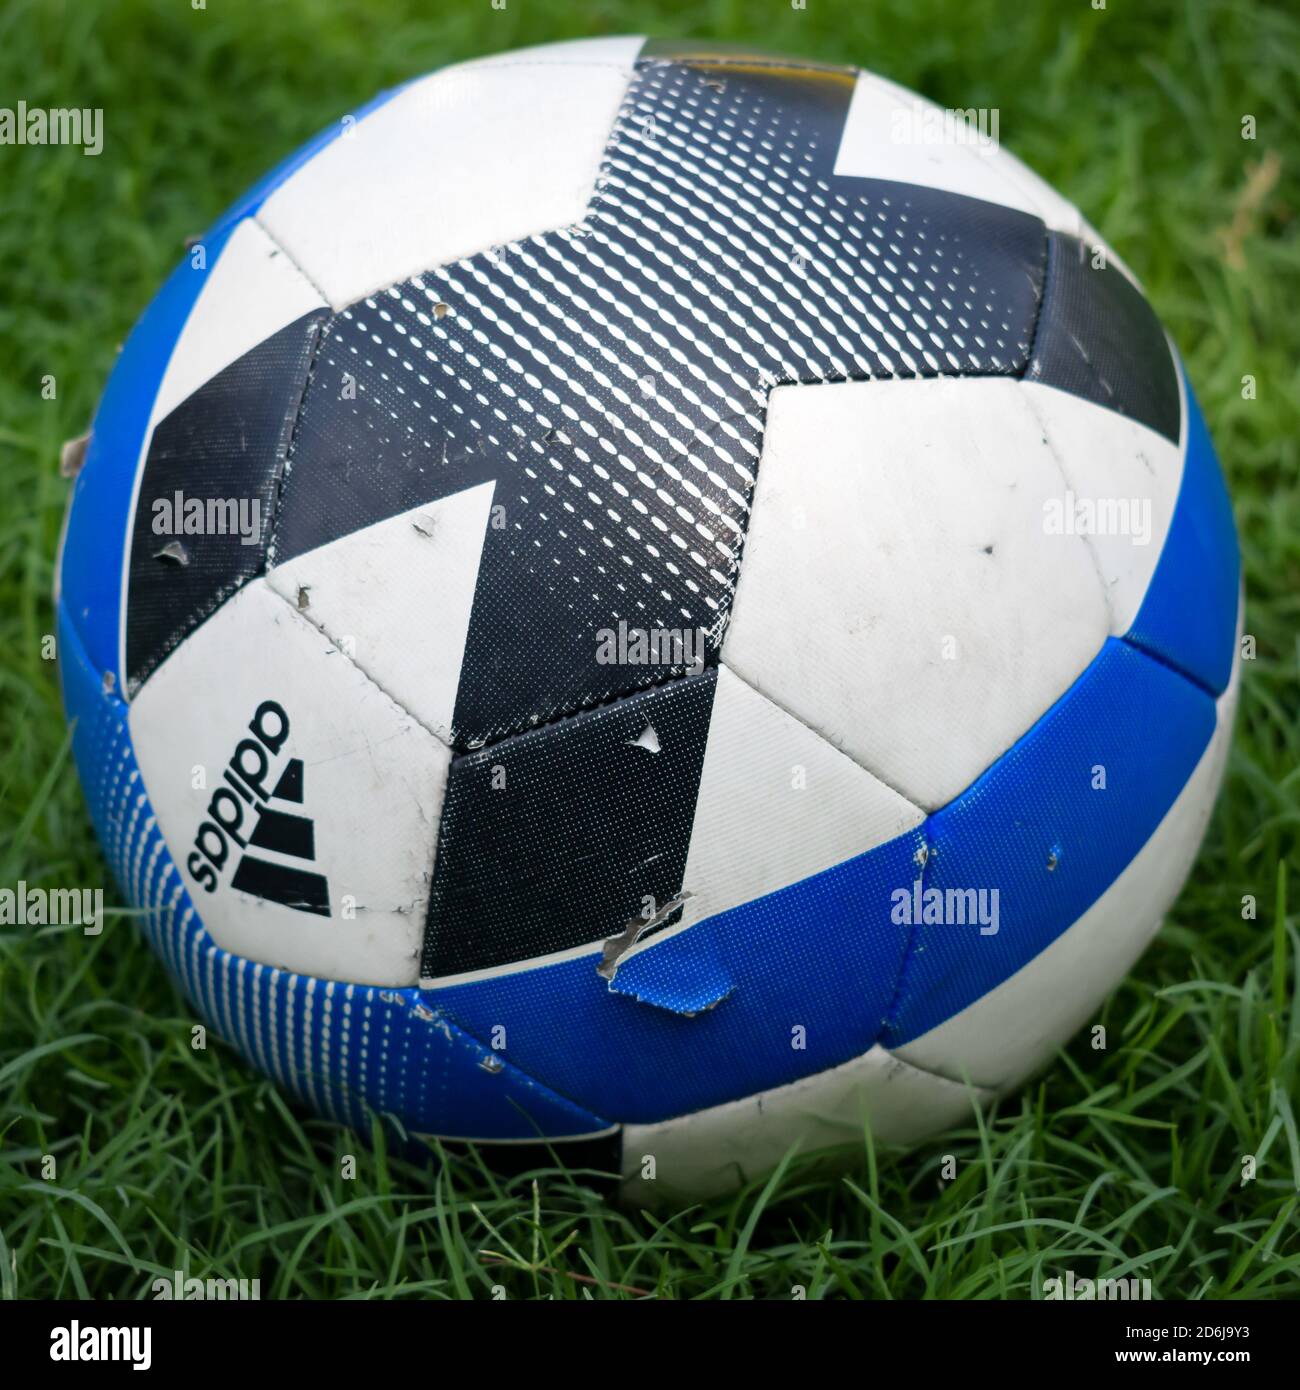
0 0 1297 1299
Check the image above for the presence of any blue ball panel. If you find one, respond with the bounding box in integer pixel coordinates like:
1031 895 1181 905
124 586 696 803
882 638 1216 1046
1123 380 1240 696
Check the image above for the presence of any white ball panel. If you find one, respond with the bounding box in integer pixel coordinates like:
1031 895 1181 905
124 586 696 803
150 218 327 426
623 663 925 961
1019 377 1184 637
833 72 1083 232
724 376 1111 811
621 1043 991 1202
833 71 1141 287
894 595 1242 1090
128 578 450 985
267 483 495 745
256 38 642 310
456 35 647 70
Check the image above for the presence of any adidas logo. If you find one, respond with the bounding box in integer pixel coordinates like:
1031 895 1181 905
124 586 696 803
185 700 330 916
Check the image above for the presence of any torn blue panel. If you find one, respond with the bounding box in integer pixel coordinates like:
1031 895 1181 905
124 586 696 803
432 827 924 1125
607 935 734 1016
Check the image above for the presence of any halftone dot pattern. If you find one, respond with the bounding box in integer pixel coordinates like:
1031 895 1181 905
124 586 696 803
272 56 1045 745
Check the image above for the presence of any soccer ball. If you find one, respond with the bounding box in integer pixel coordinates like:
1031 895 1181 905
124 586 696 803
57 37 1240 1200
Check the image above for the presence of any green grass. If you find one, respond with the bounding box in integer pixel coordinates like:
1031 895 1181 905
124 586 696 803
1 0 1297 1300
